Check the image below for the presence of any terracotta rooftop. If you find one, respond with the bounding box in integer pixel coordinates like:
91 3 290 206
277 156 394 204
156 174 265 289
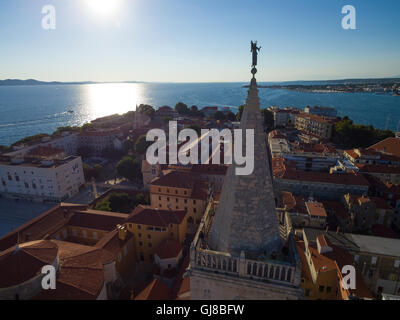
369 137 400 158
306 201 327 217
68 210 126 232
280 168 370 186
0 203 87 251
172 254 190 299
28 145 65 157
155 239 182 259
356 163 400 174
34 240 111 300
134 278 171 300
0 240 58 288
151 170 209 200
127 205 187 227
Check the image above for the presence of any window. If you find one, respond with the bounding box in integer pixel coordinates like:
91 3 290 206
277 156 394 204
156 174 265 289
147 234 151 239
138 233 142 238
138 225 141 230
93 232 98 240
305 289 310 297
394 260 400 268
354 255 359 262
319 285 324 292
140 253 144 261
148 243 152 247
24 182 29 188
326 286 332 293
139 241 143 246
371 256 377 265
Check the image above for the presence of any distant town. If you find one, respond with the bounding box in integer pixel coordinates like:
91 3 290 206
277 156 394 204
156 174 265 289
254 78 400 96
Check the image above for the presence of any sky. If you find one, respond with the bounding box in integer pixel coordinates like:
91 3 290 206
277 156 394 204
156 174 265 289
0 0 399 82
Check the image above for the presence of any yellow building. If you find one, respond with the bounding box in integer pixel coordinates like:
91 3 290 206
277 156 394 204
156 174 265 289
124 205 188 263
150 170 209 228
296 231 372 300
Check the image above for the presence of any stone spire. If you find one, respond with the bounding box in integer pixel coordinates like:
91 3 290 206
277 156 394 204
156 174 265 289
208 74 281 255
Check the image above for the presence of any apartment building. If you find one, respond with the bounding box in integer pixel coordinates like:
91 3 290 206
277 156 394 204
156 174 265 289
0 155 85 202
303 228 400 296
273 164 370 200
125 205 188 263
149 170 210 227
294 113 334 139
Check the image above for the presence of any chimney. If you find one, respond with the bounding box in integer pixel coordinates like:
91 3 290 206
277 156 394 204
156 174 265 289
117 224 128 241
336 226 340 233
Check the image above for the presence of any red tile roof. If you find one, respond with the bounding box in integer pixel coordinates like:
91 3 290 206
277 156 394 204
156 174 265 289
68 210 126 231
306 201 327 217
135 278 171 300
356 163 400 174
28 145 65 157
369 137 400 158
280 169 370 187
0 240 58 288
127 205 187 227
172 254 190 299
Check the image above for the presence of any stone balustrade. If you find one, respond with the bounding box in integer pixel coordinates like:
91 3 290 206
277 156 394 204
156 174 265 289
190 200 299 286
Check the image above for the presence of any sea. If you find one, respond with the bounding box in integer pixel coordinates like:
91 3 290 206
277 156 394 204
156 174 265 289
0 82 399 146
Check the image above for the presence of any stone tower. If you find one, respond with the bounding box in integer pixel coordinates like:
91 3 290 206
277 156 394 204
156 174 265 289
207 75 281 256
188 56 303 300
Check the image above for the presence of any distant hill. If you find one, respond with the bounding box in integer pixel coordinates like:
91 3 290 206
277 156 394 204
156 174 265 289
0 79 142 86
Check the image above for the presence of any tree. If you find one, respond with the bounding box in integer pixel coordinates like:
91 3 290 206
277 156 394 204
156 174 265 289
108 193 132 213
135 134 152 154
261 109 274 129
213 111 225 120
333 116 394 148
137 104 155 118
83 163 102 180
95 200 112 212
81 123 94 131
123 139 134 154
236 105 244 121
190 105 198 112
175 102 189 114
116 156 141 181
101 146 124 160
225 111 236 121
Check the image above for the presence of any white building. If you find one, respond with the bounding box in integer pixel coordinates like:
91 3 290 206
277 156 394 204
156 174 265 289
0 155 85 202
5 133 79 158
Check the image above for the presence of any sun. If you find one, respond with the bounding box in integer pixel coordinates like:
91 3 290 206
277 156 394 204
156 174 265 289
86 0 123 16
